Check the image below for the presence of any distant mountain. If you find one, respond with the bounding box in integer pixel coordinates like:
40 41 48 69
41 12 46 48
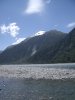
51 28 75 63
1 28 75 64
0 30 66 64
0 51 2 54
26 30 66 64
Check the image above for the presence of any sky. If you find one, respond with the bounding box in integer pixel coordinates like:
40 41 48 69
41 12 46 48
0 0 75 50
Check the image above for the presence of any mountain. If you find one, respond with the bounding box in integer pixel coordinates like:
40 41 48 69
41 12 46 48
1 28 75 64
51 28 75 63
0 51 2 54
26 30 66 63
0 30 66 64
34 31 45 36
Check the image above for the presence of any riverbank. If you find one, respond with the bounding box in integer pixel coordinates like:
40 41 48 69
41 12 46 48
0 64 75 79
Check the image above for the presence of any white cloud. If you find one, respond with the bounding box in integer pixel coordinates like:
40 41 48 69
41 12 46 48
0 23 20 37
25 0 51 14
54 24 58 27
12 38 26 45
67 22 75 28
35 31 45 36
25 0 44 14
0 24 7 34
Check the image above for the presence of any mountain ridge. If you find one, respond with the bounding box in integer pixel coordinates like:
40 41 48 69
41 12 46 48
0 28 75 64
51 28 75 63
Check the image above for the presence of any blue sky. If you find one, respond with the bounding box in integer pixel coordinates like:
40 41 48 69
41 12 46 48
0 0 75 50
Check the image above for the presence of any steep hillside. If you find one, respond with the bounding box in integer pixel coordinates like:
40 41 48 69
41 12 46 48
52 28 75 63
0 30 66 64
0 51 2 54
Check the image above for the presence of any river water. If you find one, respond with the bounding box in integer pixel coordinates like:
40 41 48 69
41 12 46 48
0 64 75 100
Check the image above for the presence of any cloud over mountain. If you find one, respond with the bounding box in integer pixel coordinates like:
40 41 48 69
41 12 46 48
67 22 75 28
12 38 26 45
34 31 45 36
0 23 20 37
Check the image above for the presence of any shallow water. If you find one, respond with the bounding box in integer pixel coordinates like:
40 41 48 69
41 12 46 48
0 78 75 100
